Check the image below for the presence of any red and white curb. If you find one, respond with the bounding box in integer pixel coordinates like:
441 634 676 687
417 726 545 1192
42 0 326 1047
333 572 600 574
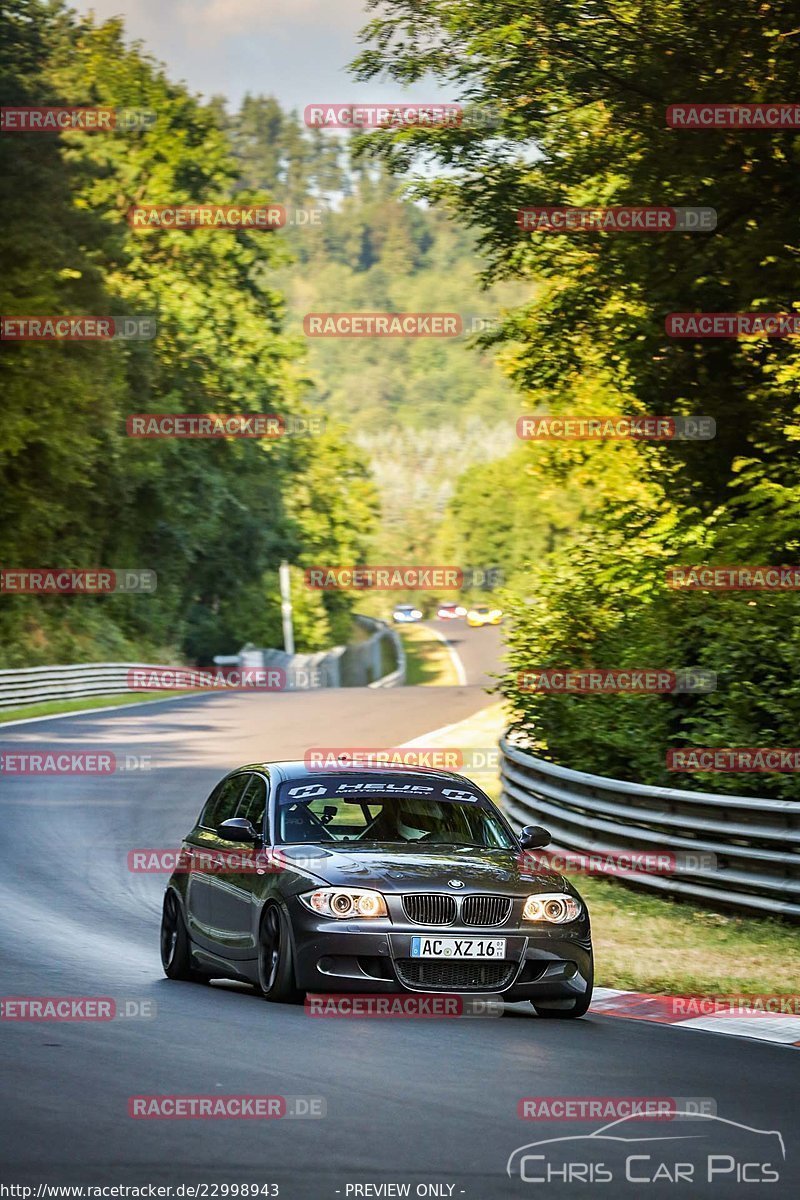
591 987 800 1047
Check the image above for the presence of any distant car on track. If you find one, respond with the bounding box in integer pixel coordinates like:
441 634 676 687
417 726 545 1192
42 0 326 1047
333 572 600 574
436 602 465 620
392 603 423 623
466 604 503 627
160 762 593 1016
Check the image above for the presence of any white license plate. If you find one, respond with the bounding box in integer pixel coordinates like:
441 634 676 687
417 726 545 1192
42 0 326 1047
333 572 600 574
410 936 506 960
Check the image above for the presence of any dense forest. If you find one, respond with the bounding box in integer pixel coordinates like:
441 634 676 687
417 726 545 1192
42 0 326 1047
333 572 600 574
0 6 517 664
353 0 800 797
218 95 522 565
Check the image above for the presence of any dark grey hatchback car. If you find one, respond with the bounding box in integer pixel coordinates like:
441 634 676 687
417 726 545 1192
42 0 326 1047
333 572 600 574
160 762 594 1017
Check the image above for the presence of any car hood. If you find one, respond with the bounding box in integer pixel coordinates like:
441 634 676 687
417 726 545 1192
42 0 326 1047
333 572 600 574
280 842 570 896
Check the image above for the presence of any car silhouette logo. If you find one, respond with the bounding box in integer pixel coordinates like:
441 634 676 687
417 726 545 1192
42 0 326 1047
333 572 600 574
506 1112 786 1181
447 879 465 889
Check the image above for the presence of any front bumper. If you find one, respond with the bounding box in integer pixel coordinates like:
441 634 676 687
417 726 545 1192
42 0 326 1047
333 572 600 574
288 898 592 1002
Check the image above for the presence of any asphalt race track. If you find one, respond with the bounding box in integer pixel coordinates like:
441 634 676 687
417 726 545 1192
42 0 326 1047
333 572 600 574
418 620 504 690
1 627 797 1198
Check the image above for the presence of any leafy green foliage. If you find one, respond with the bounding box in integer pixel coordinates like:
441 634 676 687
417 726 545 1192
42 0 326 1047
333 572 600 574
219 95 524 563
0 2 376 665
353 0 800 795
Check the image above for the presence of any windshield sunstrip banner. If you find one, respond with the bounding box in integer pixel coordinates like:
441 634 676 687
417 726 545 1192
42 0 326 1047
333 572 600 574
278 776 482 804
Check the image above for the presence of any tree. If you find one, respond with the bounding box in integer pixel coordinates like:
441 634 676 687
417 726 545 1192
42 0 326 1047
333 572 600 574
0 2 377 665
352 0 800 795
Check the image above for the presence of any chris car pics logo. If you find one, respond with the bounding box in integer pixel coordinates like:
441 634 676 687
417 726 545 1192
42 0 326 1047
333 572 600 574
507 1112 785 1185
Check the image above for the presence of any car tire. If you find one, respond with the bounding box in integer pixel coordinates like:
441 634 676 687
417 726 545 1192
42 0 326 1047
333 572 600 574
258 902 303 1003
161 890 204 981
532 964 593 1019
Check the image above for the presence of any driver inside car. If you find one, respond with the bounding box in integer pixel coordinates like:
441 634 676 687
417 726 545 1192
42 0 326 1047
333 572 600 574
395 799 439 841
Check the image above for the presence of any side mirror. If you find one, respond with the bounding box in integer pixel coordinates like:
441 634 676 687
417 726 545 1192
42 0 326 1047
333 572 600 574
217 817 260 844
518 824 551 850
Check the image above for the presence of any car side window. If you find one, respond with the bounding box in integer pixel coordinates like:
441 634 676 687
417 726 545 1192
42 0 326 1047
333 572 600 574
200 775 249 831
236 775 268 831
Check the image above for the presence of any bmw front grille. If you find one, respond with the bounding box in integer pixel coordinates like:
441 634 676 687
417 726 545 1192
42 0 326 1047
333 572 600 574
461 895 512 926
402 894 457 925
401 893 512 927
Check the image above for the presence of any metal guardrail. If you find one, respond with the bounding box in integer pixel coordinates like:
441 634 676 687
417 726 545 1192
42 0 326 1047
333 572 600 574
0 660 346 709
500 736 800 920
242 617 404 688
361 618 406 688
0 663 176 710
238 646 346 688
0 621 406 712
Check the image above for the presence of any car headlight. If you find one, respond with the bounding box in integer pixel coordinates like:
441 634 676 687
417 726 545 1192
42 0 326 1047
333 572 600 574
522 892 581 923
299 888 388 919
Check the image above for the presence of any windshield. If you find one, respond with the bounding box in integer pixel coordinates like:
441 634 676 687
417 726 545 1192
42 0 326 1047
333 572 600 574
276 781 515 849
